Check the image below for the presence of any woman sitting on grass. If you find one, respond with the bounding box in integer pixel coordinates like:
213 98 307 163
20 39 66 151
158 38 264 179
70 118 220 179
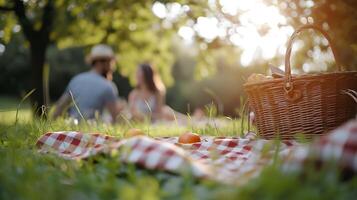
128 63 177 122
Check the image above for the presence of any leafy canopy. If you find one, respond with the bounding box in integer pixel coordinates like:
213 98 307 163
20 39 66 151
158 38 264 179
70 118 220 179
0 0 208 85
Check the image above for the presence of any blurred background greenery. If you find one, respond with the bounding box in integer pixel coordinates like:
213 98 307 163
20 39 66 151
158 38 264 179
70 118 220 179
0 0 356 116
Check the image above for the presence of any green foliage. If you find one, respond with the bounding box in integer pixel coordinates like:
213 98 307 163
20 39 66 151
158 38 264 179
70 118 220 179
277 0 357 70
0 13 16 43
0 0 209 87
1 0 356 115
1 0 356 83
0 39 132 100
0 34 31 96
182 0 357 75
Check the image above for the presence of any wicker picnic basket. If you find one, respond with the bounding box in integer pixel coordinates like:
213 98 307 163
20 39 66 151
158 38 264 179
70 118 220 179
244 25 357 139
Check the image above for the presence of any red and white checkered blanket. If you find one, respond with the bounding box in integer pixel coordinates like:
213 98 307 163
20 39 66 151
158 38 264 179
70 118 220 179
36 120 357 185
283 120 357 173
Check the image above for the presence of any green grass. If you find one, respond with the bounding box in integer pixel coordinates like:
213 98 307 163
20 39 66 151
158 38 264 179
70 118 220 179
0 96 357 200
0 96 32 125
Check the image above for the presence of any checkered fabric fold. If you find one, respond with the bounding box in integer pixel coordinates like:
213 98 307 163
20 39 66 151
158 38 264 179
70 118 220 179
36 131 299 184
36 119 357 184
283 119 357 173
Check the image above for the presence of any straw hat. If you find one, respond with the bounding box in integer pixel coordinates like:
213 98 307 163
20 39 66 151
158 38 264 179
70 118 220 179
86 44 115 64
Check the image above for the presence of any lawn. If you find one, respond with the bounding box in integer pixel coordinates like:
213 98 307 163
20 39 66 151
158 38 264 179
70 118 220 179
0 96 356 200
0 96 32 125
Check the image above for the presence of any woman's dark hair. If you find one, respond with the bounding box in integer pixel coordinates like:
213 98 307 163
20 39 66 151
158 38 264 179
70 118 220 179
138 63 163 93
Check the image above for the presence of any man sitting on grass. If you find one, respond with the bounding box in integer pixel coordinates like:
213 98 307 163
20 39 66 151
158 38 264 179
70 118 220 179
53 44 124 122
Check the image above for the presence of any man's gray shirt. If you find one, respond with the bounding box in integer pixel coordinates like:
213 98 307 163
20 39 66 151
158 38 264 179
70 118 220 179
66 71 118 119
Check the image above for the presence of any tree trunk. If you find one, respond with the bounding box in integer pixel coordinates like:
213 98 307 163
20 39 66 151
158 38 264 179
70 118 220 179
29 41 47 117
11 0 54 117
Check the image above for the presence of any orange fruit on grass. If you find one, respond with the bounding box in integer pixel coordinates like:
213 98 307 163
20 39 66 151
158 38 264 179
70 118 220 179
124 128 145 138
178 132 201 144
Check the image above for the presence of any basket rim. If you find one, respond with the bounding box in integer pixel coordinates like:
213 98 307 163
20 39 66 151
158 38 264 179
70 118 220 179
244 71 357 88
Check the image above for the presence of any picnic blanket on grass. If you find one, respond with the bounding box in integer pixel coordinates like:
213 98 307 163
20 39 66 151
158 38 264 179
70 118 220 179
36 120 357 185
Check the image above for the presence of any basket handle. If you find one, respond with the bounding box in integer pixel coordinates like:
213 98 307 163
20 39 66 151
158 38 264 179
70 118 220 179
284 24 341 92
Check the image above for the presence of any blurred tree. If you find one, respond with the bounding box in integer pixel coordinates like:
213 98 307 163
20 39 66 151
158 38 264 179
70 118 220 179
150 0 356 81
187 0 357 74
0 0 55 115
277 0 357 71
0 0 208 116
2 0 355 117
0 40 132 101
0 34 31 96
167 40 266 116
